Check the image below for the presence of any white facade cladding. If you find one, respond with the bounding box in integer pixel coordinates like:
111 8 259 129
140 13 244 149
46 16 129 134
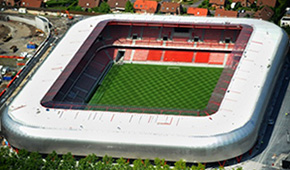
1 14 289 163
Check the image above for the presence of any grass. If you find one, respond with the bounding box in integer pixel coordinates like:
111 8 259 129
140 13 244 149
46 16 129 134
88 64 223 111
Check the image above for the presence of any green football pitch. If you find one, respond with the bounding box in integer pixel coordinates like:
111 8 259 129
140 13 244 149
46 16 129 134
88 64 223 112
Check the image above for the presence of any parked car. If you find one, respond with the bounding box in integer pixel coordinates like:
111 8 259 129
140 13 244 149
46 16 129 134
1 66 10 75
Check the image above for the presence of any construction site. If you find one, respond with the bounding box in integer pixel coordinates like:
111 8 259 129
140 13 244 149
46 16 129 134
0 16 46 91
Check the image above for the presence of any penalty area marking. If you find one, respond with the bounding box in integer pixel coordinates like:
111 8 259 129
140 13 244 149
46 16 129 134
167 67 180 72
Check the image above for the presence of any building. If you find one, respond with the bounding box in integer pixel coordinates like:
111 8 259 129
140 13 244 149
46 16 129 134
2 14 288 164
107 0 127 11
3 0 21 6
215 8 238 17
254 6 274 21
78 0 101 9
232 0 254 7
187 7 208 16
256 0 276 8
21 0 43 8
133 0 158 14
159 2 180 15
209 0 225 9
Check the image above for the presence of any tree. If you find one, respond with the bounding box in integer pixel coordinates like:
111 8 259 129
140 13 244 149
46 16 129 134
23 151 44 169
233 2 242 11
0 147 18 169
154 158 170 170
198 0 210 8
182 7 187 15
58 152 76 170
224 0 232 10
112 157 132 170
78 153 99 170
0 147 246 169
132 159 144 170
91 6 99 13
43 151 61 170
94 155 114 169
173 159 188 170
69 5 83 11
125 1 134 13
98 2 111 14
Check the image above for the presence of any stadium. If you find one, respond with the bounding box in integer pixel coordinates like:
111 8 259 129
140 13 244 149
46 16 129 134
1 14 289 163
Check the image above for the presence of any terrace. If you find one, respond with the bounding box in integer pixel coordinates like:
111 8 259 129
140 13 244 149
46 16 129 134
41 20 251 116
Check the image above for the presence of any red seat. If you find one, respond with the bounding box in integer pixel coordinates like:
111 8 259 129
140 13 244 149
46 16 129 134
163 51 193 62
147 50 163 61
195 52 210 63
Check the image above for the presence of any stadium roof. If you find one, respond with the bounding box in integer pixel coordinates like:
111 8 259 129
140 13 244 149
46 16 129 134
2 14 288 163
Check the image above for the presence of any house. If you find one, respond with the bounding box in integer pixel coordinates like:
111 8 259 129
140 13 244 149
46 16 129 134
209 0 226 9
107 0 127 11
21 0 43 8
254 6 274 20
133 0 158 14
256 0 276 8
159 2 180 15
3 0 21 6
78 0 101 9
187 7 208 16
215 9 238 17
232 0 254 7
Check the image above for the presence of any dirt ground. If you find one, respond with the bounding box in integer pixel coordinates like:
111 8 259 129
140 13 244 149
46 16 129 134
0 13 72 92
0 20 46 67
0 24 10 40
0 19 46 92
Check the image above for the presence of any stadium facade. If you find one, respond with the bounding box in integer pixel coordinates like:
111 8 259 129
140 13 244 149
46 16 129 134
1 14 289 163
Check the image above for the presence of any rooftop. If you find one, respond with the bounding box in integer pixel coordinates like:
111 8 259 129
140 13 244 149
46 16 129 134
256 0 277 7
215 9 238 18
107 0 127 9
133 0 158 13
21 0 43 8
78 0 100 8
160 2 180 14
209 0 225 6
187 7 208 16
254 6 274 21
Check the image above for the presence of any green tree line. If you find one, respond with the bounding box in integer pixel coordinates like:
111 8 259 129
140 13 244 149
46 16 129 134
0 147 243 169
